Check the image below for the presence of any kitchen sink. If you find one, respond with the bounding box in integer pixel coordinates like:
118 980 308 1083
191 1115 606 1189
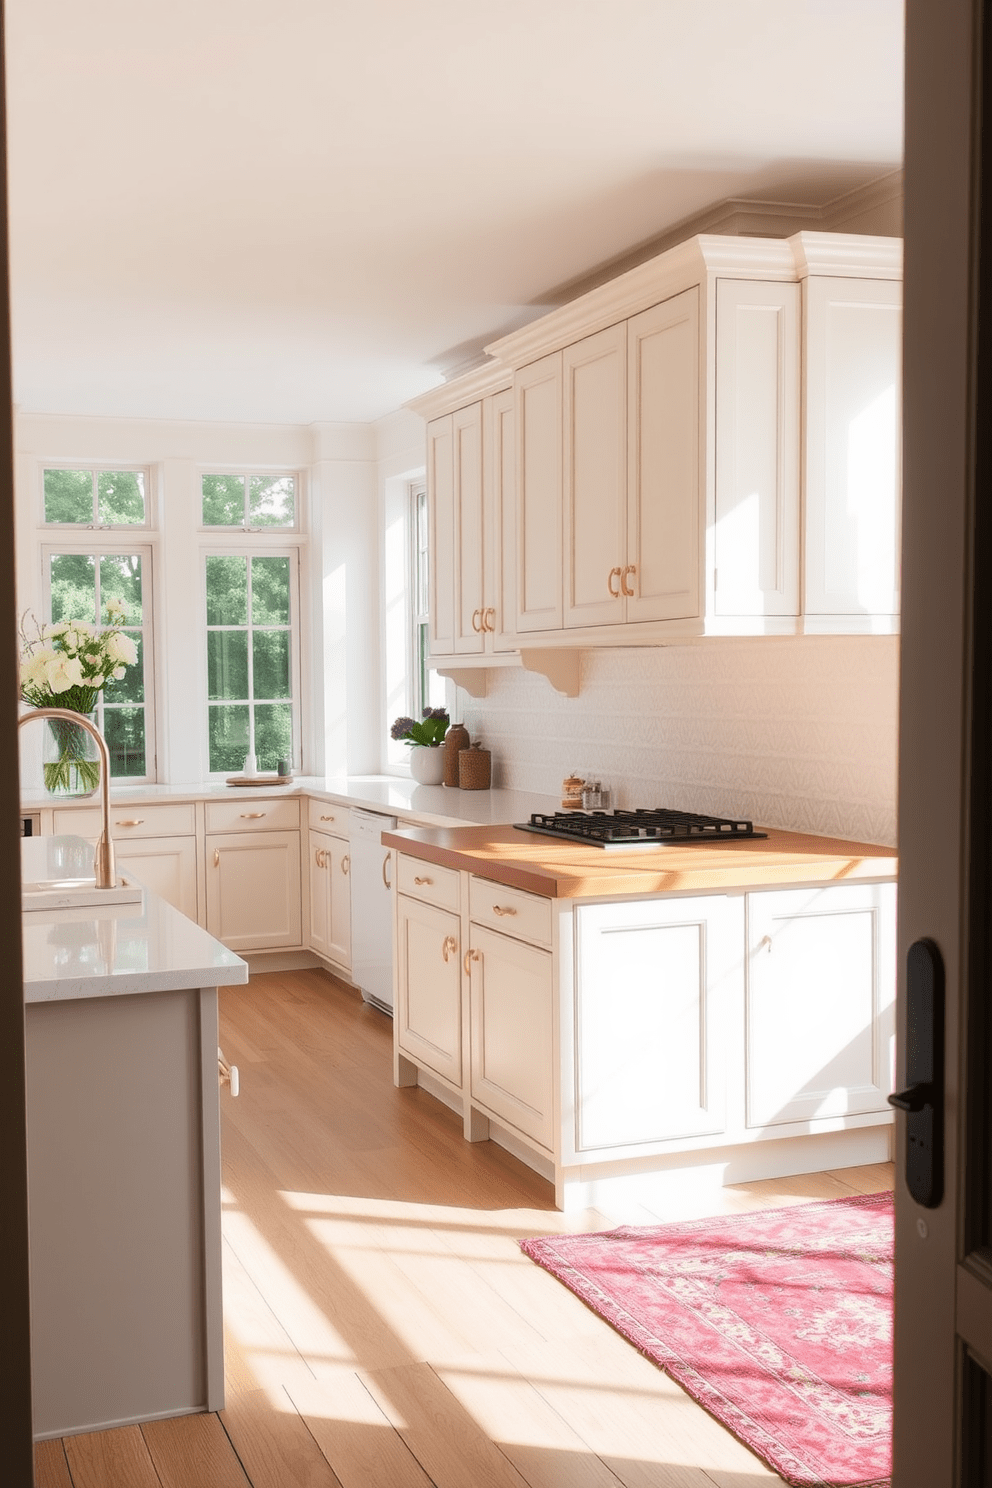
22 876 143 912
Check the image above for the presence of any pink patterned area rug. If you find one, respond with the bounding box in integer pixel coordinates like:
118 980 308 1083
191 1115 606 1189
521 1191 893 1488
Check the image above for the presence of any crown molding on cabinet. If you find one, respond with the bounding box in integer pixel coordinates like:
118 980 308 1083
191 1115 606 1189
791 232 903 280
406 363 512 421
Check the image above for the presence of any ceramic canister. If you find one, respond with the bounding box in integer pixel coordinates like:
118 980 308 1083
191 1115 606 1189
443 722 470 786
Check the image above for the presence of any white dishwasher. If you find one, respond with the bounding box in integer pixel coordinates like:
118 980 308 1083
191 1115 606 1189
350 808 398 1013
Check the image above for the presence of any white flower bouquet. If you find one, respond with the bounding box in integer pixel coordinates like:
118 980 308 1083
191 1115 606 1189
19 602 139 793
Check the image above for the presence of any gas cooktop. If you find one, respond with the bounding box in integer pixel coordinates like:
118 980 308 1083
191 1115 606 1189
514 808 768 851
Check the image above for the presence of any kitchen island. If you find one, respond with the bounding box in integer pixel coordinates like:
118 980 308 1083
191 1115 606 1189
22 836 248 1440
383 821 898 1210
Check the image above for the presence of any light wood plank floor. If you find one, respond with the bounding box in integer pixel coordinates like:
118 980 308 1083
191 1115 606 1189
37 967 894 1488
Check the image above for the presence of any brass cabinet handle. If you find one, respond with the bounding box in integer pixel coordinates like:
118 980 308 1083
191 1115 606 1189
463 948 481 976
621 563 636 597
608 566 622 597
115 818 144 827
314 847 325 868
214 848 220 868
471 608 483 632
492 904 518 917
414 874 433 886
442 935 457 963
341 854 350 875
382 853 392 889
240 811 266 819
484 607 496 631
320 813 335 822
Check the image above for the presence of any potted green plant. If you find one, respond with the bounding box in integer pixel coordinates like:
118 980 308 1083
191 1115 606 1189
391 707 449 784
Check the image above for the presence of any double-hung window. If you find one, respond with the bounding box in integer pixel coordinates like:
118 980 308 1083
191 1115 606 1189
201 472 301 774
40 465 155 781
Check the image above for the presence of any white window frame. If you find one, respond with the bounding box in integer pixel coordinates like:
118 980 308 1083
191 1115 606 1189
410 481 432 720
40 539 159 784
40 464 153 531
201 540 304 777
198 469 301 534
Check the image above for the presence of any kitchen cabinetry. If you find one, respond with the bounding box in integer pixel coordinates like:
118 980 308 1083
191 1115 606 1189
409 232 902 685
204 798 302 953
391 843 897 1211
395 871 463 1088
426 369 515 665
55 801 198 920
307 801 351 971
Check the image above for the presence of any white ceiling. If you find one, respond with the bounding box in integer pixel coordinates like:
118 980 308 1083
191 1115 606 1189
5 0 904 427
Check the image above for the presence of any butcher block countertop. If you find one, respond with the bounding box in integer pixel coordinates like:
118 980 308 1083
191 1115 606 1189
381 823 898 900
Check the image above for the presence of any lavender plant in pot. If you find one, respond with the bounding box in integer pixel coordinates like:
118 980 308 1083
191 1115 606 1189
391 707 449 784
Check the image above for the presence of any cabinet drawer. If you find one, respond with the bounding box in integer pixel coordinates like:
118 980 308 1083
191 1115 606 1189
469 877 552 946
307 800 351 838
396 854 460 911
205 797 300 834
54 801 196 839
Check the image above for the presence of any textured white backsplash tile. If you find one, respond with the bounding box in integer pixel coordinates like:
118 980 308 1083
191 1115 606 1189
458 637 898 847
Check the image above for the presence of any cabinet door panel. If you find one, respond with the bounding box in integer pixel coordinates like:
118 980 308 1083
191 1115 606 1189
746 882 896 1127
491 386 516 651
627 288 700 622
453 402 485 654
714 280 801 616
563 324 627 629
205 831 302 951
308 832 332 958
115 836 198 921
469 925 553 1149
514 353 563 632
326 835 352 967
804 277 902 618
574 894 740 1152
427 415 455 653
396 896 462 1086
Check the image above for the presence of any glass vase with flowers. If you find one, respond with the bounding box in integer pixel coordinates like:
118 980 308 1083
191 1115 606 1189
19 601 139 797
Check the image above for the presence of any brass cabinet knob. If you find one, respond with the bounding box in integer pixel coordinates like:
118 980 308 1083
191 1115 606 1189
608 566 622 597
442 935 457 963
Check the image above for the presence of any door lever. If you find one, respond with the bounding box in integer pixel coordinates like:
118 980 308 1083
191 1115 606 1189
891 938 944 1208
888 1083 934 1113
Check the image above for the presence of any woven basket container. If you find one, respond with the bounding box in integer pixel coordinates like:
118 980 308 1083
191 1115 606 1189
459 744 491 790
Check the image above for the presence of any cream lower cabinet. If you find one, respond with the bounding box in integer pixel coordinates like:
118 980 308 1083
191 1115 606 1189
395 893 463 1088
205 831 302 952
308 831 351 970
467 923 553 1149
744 882 897 1129
53 802 198 919
113 836 198 921
393 853 897 1210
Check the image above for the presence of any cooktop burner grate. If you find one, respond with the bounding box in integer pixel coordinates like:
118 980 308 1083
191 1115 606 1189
514 808 767 850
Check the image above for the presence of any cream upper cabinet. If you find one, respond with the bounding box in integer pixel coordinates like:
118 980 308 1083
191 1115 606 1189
427 414 456 655
514 353 563 633
426 386 513 660
410 232 903 667
563 324 627 629
713 279 801 618
627 287 702 623
803 275 902 627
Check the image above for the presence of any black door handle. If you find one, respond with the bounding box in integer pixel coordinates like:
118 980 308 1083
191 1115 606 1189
892 938 944 1208
888 1082 934 1113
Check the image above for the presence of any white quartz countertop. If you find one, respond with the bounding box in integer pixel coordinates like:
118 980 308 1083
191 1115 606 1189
22 774 560 829
22 837 248 1003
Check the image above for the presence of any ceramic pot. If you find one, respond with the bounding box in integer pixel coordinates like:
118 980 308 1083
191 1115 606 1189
408 746 445 785
443 722 470 786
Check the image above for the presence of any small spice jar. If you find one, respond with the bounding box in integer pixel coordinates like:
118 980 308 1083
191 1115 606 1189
459 742 491 790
